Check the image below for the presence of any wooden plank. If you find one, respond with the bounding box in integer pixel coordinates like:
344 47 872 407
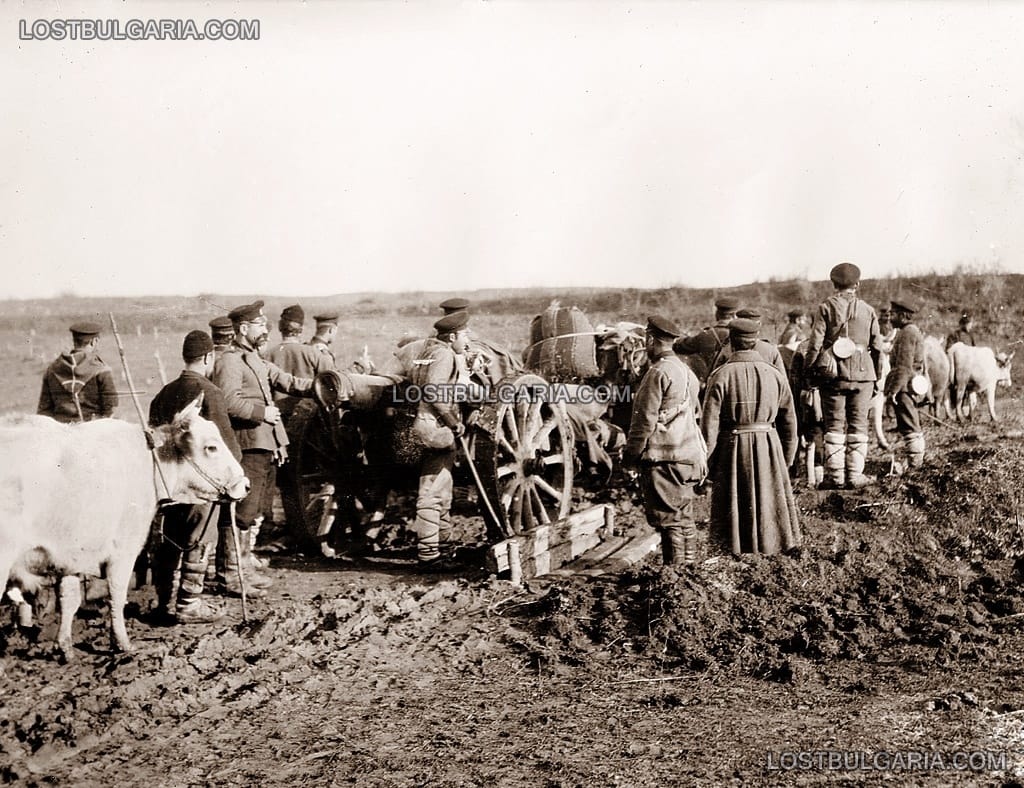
589 531 661 574
520 530 604 578
488 504 611 576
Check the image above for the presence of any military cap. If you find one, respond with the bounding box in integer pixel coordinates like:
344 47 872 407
280 304 305 324
313 312 339 325
889 298 918 314
208 316 233 331
829 262 861 288
69 321 102 338
728 318 760 340
439 297 471 314
227 300 265 324
646 315 680 340
434 311 470 335
714 296 739 311
787 308 804 319
182 330 214 360
736 308 762 321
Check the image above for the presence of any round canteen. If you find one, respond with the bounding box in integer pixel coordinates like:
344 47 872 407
831 337 856 359
910 374 930 397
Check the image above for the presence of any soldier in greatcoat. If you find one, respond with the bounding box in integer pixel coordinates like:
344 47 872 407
702 319 801 556
803 263 884 489
211 301 315 595
624 316 706 566
38 322 119 423
885 299 926 469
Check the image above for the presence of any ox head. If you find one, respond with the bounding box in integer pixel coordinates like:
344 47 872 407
996 350 1015 388
154 395 249 504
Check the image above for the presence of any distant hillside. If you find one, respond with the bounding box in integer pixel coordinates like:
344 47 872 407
1 269 1021 341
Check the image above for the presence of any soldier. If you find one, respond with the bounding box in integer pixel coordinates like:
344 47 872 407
778 308 807 346
710 307 790 380
803 263 884 489
701 319 801 556
148 331 241 624
211 301 315 596
885 299 926 470
624 316 706 566
268 304 337 545
673 296 738 385
309 312 340 364
38 321 118 423
946 311 977 349
209 316 235 355
409 311 472 568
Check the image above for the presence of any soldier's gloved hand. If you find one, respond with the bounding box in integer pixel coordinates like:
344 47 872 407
264 405 281 425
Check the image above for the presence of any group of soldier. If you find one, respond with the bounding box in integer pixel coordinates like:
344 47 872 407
35 299 478 623
624 262 952 566
34 266 961 611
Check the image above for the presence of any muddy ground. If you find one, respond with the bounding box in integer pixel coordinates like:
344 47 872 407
6 408 1024 787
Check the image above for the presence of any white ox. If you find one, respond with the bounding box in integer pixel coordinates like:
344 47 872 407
947 342 1014 422
0 398 248 658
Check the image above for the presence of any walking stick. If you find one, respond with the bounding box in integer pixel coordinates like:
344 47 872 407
229 505 249 623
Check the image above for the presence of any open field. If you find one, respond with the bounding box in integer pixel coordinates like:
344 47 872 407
3 273 1024 786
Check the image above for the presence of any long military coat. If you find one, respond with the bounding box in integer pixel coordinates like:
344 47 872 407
702 350 801 556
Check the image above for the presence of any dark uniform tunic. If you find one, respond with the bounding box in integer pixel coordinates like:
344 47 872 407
885 322 925 437
702 350 801 556
37 350 118 423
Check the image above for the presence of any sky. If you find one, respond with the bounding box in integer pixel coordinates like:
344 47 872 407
2 0 1023 299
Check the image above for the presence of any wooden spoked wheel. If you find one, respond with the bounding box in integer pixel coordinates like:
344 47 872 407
474 374 575 539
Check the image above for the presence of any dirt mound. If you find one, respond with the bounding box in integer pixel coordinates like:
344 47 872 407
504 439 1024 682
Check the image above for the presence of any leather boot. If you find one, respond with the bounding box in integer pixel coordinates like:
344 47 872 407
660 524 688 567
905 432 926 468
845 433 875 489
175 551 225 624
820 432 846 489
681 521 697 565
215 524 268 598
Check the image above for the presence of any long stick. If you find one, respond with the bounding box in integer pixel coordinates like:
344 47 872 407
109 314 170 500
108 314 148 426
229 518 249 622
458 434 509 537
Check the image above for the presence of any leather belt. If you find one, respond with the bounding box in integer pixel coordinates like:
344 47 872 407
731 423 772 435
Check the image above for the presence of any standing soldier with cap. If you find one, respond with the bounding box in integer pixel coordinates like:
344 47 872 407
701 319 801 556
624 316 706 566
885 299 927 470
211 301 316 596
803 263 884 489
946 311 977 349
778 309 807 347
675 297 739 385
209 316 235 365
148 330 242 624
38 322 119 423
408 310 473 568
309 312 340 364
268 304 337 544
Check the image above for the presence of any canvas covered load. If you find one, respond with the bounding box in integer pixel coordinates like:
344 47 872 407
525 304 601 381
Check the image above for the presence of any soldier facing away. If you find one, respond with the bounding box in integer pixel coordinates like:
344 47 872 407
885 299 927 470
624 316 706 566
38 321 118 423
701 319 801 556
803 263 884 489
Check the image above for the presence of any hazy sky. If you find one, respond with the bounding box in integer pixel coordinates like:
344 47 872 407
2 1 1023 299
